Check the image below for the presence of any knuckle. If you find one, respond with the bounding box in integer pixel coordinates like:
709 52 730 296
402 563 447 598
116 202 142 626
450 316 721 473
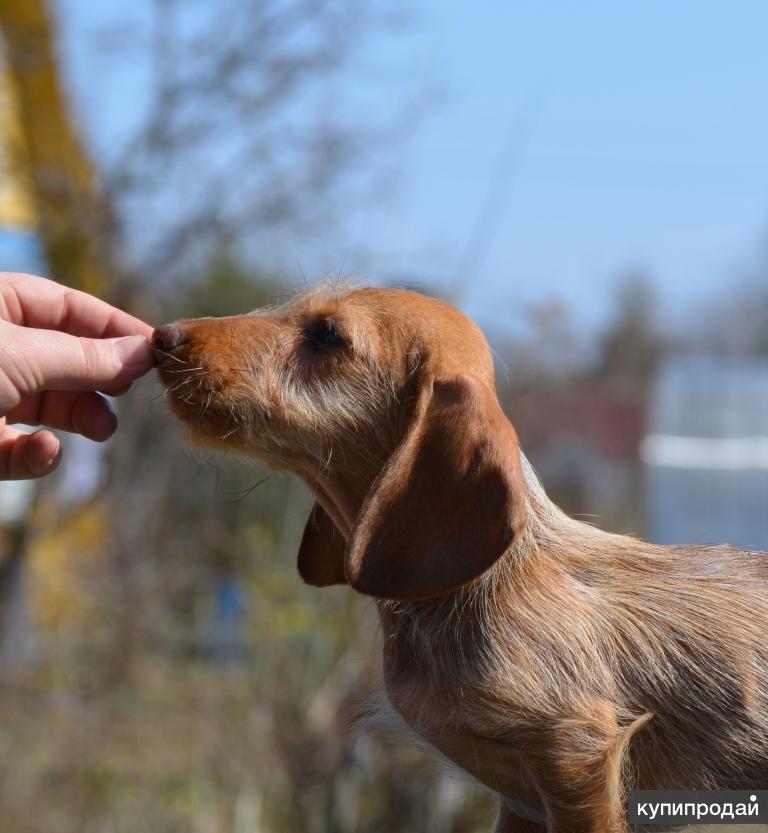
77 337 112 378
0 371 20 414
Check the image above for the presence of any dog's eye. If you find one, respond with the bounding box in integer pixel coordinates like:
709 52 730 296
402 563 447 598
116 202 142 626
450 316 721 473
306 318 345 350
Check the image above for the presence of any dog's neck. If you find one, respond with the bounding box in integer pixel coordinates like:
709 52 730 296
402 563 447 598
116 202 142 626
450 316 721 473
373 451 640 715
307 446 634 609
377 450 636 617
304 441 394 539
306 467 375 539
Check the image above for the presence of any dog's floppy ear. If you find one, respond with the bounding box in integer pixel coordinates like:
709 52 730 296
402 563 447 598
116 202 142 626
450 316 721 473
345 374 527 601
297 502 348 588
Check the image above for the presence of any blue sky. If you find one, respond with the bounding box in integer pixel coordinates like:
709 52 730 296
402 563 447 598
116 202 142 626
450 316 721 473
7 1 768 337
340 1 768 333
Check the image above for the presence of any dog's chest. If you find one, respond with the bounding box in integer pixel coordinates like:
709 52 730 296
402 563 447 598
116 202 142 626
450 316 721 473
381 627 541 809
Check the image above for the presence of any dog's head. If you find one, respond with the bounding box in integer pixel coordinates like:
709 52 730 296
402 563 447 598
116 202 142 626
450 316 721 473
154 284 527 601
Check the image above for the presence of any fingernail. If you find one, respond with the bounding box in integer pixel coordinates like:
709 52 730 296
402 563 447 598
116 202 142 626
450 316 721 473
111 335 152 368
28 431 61 476
47 443 62 468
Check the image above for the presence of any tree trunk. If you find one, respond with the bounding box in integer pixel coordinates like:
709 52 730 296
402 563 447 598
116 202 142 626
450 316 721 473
0 0 113 295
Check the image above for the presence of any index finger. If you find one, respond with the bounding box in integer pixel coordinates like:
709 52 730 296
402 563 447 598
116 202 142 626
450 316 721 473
0 272 153 339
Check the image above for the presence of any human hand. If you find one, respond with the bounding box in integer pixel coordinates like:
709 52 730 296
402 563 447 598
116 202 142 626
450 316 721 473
0 272 154 480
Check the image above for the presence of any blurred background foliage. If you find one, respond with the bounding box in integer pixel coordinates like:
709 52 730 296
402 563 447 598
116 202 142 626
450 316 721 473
0 3 495 830
0 1 766 831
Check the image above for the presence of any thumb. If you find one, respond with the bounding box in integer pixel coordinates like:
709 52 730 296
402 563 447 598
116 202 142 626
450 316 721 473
1 325 154 409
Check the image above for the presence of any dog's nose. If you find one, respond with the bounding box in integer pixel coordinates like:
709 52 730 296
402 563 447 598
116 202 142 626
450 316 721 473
152 324 187 352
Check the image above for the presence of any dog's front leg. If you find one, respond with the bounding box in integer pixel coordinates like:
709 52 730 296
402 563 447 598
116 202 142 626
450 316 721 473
520 705 647 833
523 761 624 833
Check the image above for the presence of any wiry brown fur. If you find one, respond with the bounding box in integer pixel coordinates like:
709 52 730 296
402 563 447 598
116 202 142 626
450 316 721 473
155 283 768 833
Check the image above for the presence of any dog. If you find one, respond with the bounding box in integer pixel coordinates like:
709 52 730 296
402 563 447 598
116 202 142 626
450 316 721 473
153 283 768 833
